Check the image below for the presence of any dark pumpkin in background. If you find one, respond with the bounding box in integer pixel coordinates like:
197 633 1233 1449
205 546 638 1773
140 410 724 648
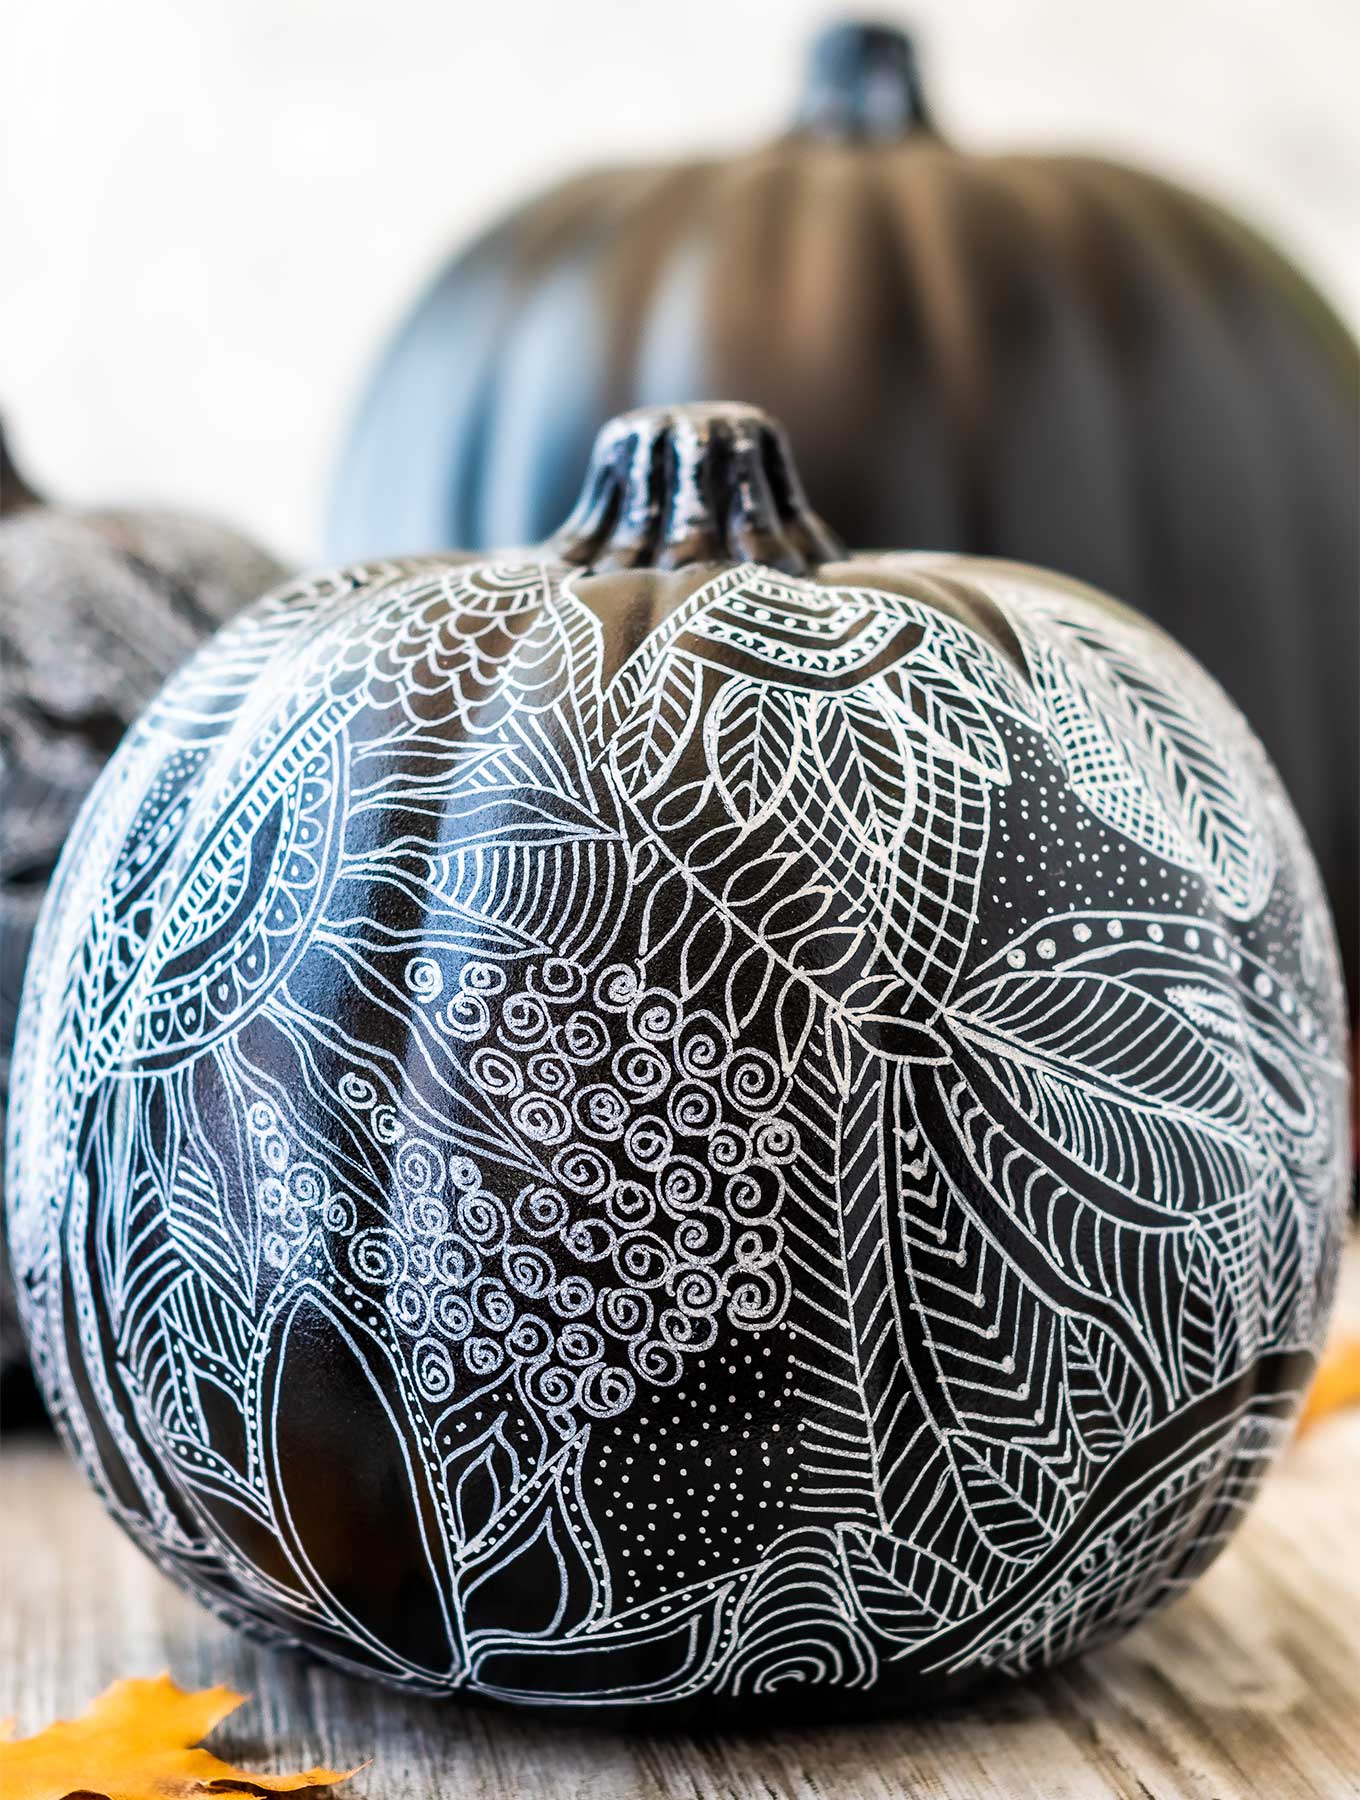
0 427 287 1409
13 403 1349 1714
328 20 1359 1016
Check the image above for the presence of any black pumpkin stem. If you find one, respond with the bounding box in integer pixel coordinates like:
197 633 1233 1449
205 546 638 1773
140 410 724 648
794 21 936 143
549 403 845 577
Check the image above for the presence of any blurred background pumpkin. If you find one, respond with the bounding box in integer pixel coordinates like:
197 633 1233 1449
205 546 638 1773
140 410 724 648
0 428 286 1412
324 20 1358 1015
2 5 1355 1049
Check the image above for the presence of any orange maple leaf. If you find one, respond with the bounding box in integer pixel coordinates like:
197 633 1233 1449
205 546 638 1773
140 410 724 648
0 1672 359 1800
1298 1330 1360 1435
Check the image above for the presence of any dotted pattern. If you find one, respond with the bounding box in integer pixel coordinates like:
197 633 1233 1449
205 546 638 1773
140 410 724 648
6 551 1348 1714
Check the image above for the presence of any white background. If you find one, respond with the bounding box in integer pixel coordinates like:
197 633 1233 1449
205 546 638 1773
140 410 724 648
3 0 1357 563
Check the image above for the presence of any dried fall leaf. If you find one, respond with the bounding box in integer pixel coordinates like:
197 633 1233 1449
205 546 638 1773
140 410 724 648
0 1672 357 1800
1298 1331 1360 1435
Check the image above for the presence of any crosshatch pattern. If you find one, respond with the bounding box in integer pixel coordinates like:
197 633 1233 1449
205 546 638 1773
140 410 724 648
7 548 1348 1714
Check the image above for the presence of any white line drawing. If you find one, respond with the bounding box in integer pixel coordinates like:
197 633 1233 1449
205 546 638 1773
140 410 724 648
0 494 283 1380
7 543 1347 1712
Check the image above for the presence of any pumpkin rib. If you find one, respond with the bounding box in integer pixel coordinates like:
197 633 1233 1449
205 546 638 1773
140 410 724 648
1065 165 1354 990
594 158 724 421
9 401 1349 1720
784 148 930 542
970 156 1147 599
694 149 792 382
751 149 899 537
0 471 286 1401
862 146 986 554
460 173 638 549
332 209 528 560
1152 181 1360 955
324 25 1359 1025
1050 164 1269 605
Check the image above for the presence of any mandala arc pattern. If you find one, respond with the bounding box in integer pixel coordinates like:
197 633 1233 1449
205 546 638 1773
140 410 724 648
0 497 286 1379
6 538 1348 1715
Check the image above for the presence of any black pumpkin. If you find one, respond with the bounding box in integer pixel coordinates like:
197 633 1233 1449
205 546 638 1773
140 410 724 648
12 403 1348 1715
0 428 287 1404
327 21 1359 1013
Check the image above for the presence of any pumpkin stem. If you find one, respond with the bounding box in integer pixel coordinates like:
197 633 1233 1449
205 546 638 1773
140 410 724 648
548 403 845 576
0 420 44 517
794 21 937 143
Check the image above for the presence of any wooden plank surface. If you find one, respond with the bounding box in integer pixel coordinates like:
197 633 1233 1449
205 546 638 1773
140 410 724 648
3 1243 1357 1800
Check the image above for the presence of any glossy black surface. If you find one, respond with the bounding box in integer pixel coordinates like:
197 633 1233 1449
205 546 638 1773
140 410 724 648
0 428 286 1404
328 22 1359 1010
13 404 1349 1712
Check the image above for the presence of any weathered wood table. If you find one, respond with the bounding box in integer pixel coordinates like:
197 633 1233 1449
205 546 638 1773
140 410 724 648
4 1247 1358 1800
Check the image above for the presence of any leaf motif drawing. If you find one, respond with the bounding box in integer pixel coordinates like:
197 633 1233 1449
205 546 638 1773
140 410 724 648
723 939 774 1036
349 741 512 814
771 973 817 1074
721 849 801 911
931 611 1040 724
949 968 1261 1214
954 1435 1075 1562
452 1418 523 1543
896 1162 1107 1522
761 882 838 945
786 1056 950 1543
1256 1168 1306 1348
704 676 806 831
840 1526 982 1647
1062 1315 1152 1462
810 688 916 864
880 654 1010 784
823 1013 853 1100
1003 585 1275 919
459 1429 606 1644
789 926 869 980
651 774 713 835
549 582 607 746
837 973 950 1062
637 866 691 960
611 651 705 798
600 565 745 734
1178 1233 1242 1393
679 907 733 999
341 833 613 954
1243 1015 1324 1157
470 1580 733 1703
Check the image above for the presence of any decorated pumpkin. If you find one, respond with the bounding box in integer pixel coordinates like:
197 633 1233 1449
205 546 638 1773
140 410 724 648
327 20 1359 1015
0 428 286 1399
10 404 1348 1715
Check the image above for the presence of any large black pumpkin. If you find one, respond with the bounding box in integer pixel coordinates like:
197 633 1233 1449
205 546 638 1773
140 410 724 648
0 429 287 1403
327 21 1359 1011
11 404 1349 1716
